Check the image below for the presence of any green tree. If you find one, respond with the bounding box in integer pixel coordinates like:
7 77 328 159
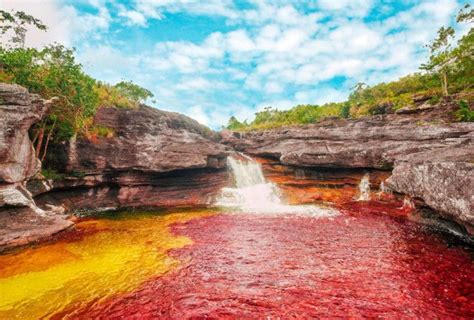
339 103 351 119
226 116 245 130
420 26 455 96
114 80 154 104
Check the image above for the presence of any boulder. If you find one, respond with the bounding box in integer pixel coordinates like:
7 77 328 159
387 146 474 234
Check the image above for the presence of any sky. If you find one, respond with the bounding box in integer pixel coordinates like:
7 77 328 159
0 0 468 128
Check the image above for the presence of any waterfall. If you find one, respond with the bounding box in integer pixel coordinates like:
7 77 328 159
357 173 371 201
215 155 337 217
380 182 386 193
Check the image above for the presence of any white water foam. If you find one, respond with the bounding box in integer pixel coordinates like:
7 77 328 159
357 173 371 201
215 155 338 217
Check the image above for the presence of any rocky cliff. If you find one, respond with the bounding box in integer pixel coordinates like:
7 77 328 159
37 106 230 211
387 145 474 234
222 106 474 234
0 84 73 250
0 84 230 250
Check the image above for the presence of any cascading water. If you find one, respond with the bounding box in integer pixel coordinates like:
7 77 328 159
215 155 337 217
357 173 371 201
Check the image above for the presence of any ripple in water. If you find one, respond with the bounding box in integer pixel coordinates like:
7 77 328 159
215 155 338 217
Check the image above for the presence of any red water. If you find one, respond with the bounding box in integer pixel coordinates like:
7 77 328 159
69 207 474 319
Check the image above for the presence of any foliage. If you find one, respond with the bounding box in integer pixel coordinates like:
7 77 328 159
0 9 155 162
41 168 65 181
339 103 351 119
0 10 47 48
114 80 154 104
0 45 99 140
226 116 246 130
456 100 474 121
94 82 151 109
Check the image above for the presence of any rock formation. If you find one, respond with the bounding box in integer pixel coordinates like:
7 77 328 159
0 84 73 250
387 145 474 234
222 107 474 234
0 84 230 250
39 106 230 211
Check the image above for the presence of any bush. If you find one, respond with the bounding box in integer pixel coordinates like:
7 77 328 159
456 100 474 122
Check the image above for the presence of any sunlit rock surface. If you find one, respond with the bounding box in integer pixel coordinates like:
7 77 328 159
0 84 73 251
221 119 473 169
39 106 231 210
387 146 474 234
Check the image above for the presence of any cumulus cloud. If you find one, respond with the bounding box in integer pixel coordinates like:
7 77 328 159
1 0 464 128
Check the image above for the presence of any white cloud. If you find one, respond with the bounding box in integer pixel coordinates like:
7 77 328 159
187 105 211 126
2 0 463 129
0 0 111 47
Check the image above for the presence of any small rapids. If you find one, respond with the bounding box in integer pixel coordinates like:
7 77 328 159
357 173 371 201
215 155 337 217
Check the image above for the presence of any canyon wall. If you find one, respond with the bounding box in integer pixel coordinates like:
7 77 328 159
0 84 230 250
221 106 474 234
1 83 473 249
36 106 231 211
0 84 73 249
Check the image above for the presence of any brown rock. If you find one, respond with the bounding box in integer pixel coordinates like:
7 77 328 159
222 119 473 170
60 107 228 174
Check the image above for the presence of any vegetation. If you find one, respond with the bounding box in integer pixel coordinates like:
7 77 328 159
456 100 474 121
0 9 154 159
226 4 473 131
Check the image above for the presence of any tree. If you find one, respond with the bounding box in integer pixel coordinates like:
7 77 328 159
0 10 47 48
420 26 455 96
456 4 473 23
226 116 245 130
114 80 154 104
339 103 351 119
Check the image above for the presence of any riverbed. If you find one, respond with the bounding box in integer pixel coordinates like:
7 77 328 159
1 205 473 319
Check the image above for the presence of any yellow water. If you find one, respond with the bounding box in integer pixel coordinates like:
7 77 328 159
0 210 213 319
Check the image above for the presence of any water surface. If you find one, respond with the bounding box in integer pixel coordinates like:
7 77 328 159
0 207 473 318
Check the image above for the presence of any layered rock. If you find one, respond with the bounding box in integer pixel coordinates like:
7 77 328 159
0 83 48 183
222 108 474 234
0 84 73 251
387 146 474 234
221 119 473 169
42 106 230 210
61 107 227 174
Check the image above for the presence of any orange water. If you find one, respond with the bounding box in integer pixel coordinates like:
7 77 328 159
0 210 214 319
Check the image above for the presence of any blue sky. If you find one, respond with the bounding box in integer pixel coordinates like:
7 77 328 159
1 0 468 128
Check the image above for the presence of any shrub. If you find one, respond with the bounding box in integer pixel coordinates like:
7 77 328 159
456 100 474 122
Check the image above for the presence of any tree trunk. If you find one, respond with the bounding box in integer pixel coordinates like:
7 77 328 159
35 126 45 158
441 70 449 96
41 119 56 162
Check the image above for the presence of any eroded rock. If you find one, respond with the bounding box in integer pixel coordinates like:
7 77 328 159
387 146 474 234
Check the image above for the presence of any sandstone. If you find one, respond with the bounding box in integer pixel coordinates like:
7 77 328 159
222 120 473 170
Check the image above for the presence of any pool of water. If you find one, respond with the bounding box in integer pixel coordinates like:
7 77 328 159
1 205 473 319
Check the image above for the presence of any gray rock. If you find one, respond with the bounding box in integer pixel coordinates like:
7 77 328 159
387 146 474 234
